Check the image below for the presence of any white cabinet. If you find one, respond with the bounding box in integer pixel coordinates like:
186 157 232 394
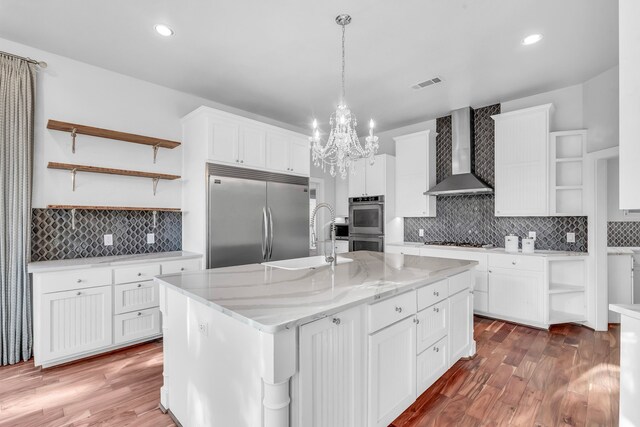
348 154 394 198
416 299 447 354
239 125 266 168
492 104 552 216
266 132 310 175
335 240 349 254
114 281 159 314
449 287 473 364
394 130 436 217
488 267 544 326
210 119 266 168
550 130 587 215
40 285 112 363
335 177 349 217
114 307 161 345
416 336 448 396
608 254 635 323
298 306 365 427
368 315 416 427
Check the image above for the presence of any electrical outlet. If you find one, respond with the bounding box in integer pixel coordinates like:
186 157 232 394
529 231 537 240
104 234 113 246
567 232 576 243
419 229 425 237
146 233 155 244
198 322 208 337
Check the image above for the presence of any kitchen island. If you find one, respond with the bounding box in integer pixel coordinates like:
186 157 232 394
155 251 478 427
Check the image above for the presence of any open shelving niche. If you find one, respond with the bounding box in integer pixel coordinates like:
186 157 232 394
546 257 588 325
550 130 587 216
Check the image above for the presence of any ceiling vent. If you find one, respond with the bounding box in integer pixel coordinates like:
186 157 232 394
411 77 442 90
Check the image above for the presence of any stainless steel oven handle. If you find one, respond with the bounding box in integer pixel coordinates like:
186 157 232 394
268 207 274 259
262 207 268 261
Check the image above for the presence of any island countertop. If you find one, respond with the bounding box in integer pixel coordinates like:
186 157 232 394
155 251 477 333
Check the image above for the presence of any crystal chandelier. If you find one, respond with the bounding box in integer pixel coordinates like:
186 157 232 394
310 14 379 179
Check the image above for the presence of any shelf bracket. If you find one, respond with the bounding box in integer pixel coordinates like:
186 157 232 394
71 128 77 154
70 168 77 191
71 208 77 230
152 210 158 229
153 144 160 164
152 177 160 196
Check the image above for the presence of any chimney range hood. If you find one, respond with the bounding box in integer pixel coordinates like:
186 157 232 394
424 107 493 196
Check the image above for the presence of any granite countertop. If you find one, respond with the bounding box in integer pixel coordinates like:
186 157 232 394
28 251 203 273
155 251 477 333
387 242 588 257
609 304 640 320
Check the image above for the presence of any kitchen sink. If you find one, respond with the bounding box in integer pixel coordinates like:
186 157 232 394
262 255 353 270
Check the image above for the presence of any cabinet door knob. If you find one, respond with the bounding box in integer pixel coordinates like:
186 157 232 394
76 279 82 283
332 318 341 325
434 307 439 313
137 312 142 316
413 317 420 324
240 160 244 163
489 270 492 274
512 261 516 265
395 306 403 313
137 283 142 288
76 291 82 296
180 267 185 271
433 291 439 296
137 272 143 276
434 346 439 352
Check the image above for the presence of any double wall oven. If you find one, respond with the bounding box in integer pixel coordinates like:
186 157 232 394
349 196 384 252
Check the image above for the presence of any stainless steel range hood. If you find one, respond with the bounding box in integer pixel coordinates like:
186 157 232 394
424 107 493 196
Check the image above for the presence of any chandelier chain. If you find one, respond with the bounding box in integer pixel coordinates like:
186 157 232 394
341 23 346 103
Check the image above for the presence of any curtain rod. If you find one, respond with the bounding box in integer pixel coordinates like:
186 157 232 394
0 50 47 68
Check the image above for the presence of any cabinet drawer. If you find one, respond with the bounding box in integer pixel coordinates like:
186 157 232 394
114 308 161 345
474 291 488 313
449 271 472 295
416 300 448 354
368 291 416 334
40 268 112 294
114 281 159 314
417 280 448 311
114 263 161 284
161 258 202 275
417 336 448 396
489 255 544 272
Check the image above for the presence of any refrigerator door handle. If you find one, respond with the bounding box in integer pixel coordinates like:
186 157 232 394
268 206 274 260
262 207 268 260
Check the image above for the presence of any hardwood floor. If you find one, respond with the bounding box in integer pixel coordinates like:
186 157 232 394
391 317 620 427
0 318 619 427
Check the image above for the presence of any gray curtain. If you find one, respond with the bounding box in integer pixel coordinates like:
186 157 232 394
0 54 35 365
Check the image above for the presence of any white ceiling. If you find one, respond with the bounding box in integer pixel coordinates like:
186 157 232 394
0 0 618 132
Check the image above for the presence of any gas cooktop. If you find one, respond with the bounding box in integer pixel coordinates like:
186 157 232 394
424 241 495 249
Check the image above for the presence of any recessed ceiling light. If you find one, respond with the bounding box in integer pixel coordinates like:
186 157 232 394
522 33 543 46
154 24 174 37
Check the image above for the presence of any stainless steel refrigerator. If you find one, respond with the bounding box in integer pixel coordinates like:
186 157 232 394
207 163 310 268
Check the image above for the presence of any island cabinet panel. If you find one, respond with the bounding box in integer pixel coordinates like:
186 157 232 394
298 306 365 427
417 336 449 396
449 288 473 364
488 268 544 325
40 285 112 362
368 315 417 427
416 299 448 354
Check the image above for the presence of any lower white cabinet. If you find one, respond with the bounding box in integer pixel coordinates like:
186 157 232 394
417 336 448 396
40 285 113 363
449 289 473 363
298 306 365 427
114 281 159 314
114 307 161 345
416 299 448 354
368 315 417 427
488 268 543 325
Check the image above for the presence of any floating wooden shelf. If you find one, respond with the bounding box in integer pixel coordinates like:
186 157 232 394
47 205 181 212
47 162 180 194
47 119 180 162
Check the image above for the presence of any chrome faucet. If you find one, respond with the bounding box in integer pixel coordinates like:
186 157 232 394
310 202 336 265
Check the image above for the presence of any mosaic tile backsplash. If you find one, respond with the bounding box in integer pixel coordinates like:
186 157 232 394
404 104 588 252
608 222 640 247
31 209 182 261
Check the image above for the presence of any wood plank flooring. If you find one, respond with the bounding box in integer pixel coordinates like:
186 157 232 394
0 318 619 427
391 317 620 427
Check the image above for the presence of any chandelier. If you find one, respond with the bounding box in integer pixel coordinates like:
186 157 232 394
310 14 379 179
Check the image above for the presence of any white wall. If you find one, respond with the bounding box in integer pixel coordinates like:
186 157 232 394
501 84 584 131
619 0 640 209
0 37 306 210
584 66 619 153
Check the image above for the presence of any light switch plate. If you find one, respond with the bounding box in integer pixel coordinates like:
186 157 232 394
567 232 576 243
147 233 155 244
529 231 536 240
104 234 113 246
419 229 425 237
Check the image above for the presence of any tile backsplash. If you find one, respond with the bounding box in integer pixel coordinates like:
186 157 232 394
31 209 182 261
403 104 588 252
608 222 640 247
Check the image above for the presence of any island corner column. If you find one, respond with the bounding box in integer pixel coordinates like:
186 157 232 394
260 327 297 427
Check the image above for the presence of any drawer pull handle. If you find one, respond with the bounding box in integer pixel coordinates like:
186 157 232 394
137 283 142 288
332 318 341 325
434 307 440 313
76 291 82 296
434 347 439 352
180 267 185 271
512 261 516 265
137 273 143 276
413 317 420 324
76 279 82 283
433 291 439 296
137 312 142 316
395 306 403 313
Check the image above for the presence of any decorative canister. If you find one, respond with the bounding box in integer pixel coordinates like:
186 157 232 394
522 237 535 253
505 235 519 253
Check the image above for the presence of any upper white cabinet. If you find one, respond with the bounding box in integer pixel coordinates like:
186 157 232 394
183 106 310 177
335 176 349 217
492 104 552 216
348 154 395 198
394 130 436 217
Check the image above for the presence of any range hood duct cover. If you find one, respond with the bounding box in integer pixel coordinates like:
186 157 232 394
425 107 493 196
